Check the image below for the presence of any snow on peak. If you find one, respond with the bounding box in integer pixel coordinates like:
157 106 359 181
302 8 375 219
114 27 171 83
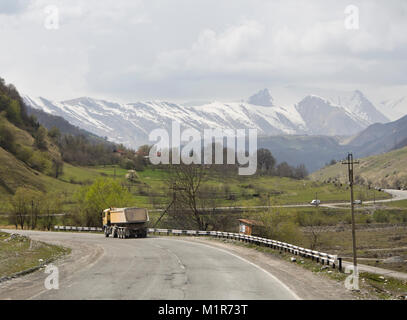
22 90 391 149
247 88 274 107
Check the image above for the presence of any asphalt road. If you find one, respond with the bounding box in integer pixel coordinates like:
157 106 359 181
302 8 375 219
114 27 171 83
0 230 299 300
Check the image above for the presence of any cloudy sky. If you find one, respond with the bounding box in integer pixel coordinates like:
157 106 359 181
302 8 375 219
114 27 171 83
0 0 406 105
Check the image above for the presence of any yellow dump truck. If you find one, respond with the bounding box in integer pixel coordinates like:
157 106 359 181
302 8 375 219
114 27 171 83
102 207 149 238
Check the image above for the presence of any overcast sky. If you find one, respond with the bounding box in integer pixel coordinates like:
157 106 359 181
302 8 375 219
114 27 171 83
0 0 406 105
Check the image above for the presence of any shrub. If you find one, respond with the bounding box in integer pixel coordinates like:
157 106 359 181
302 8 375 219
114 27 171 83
373 211 390 223
16 145 33 163
28 150 52 173
0 122 16 153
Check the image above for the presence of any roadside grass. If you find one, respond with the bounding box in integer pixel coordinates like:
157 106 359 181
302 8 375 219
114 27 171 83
0 231 70 278
359 272 407 300
387 199 407 208
314 226 407 255
359 259 407 273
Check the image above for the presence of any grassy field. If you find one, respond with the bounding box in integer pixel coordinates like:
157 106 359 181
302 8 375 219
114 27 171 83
387 199 407 209
309 226 407 273
114 167 390 209
0 149 391 213
0 231 70 278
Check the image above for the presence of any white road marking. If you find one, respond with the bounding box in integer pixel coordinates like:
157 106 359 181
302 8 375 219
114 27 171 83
155 237 301 300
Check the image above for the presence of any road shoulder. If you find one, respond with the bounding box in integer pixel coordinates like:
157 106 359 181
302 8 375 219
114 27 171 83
0 230 104 300
182 236 356 300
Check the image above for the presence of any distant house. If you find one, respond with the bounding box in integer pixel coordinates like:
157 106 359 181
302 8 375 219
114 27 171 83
238 219 264 236
113 149 125 156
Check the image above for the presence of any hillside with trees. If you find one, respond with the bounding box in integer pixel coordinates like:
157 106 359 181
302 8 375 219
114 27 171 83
311 146 407 189
0 77 146 198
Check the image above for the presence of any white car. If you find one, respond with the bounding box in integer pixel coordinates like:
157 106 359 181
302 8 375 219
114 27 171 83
310 199 321 206
353 200 362 205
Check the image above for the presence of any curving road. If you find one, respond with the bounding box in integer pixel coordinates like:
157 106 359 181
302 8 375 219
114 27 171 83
0 230 299 300
149 189 407 212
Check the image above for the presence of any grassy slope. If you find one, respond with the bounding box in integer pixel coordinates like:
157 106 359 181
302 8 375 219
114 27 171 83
311 146 407 188
0 147 44 195
0 231 70 278
0 117 87 210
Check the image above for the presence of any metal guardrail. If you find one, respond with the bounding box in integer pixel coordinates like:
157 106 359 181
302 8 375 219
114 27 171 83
53 225 342 271
147 228 342 271
54 226 103 232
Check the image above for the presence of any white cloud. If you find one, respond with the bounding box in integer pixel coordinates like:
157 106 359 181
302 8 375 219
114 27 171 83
0 0 406 102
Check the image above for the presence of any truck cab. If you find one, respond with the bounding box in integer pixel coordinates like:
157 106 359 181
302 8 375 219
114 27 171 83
102 208 111 226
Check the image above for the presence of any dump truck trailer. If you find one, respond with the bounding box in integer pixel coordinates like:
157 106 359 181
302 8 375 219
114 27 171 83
103 207 149 238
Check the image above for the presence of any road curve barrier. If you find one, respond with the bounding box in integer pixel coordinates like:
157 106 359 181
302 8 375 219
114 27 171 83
53 225 342 271
54 225 103 232
147 228 342 272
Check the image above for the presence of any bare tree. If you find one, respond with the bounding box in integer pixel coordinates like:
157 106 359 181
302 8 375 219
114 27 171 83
52 157 64 178
11 188 29 229
303 213 325 250
166 163 209 230
11 188 43 230
42 193 62 230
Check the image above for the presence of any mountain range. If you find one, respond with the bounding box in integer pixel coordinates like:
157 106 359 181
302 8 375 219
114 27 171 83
23 89 393 149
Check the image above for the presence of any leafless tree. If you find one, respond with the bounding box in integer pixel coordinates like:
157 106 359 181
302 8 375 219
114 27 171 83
166 163 209 230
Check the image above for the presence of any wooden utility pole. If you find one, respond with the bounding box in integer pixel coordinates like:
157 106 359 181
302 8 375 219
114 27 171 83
342 153 359 287
31 200 34 230
153 183 186 228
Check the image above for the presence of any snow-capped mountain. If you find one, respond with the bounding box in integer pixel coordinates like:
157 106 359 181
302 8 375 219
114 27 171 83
331 90 389 125
23 92 306 148
378 97 407 121
23 89 389 149
247 88 274 106
295 95 366 136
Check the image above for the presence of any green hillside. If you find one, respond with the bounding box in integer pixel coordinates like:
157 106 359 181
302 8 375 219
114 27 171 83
0 77 140 207
311 146 407 189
